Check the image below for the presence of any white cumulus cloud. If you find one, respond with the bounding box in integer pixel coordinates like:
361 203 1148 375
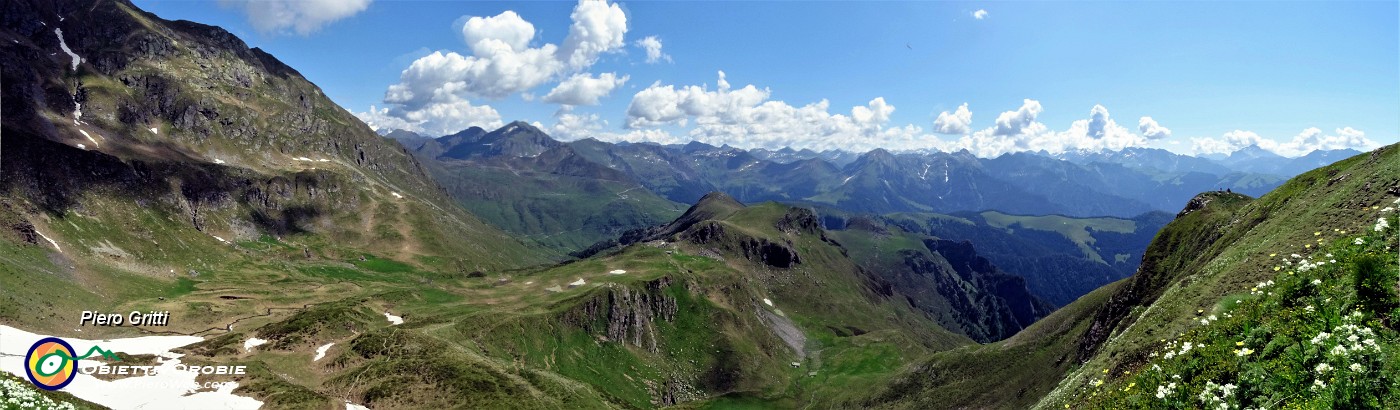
559 0 629 70
972 9 989 20
622 72 941 152
635 35 672 63
993 99 1043 136
1138 116 1172 140
543 72 629 106
461 10 536 54
933 103 973 135
356 100 503 136
365 0 631 136
221 0 372 36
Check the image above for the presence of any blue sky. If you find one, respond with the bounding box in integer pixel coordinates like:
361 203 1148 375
133 0 1397 157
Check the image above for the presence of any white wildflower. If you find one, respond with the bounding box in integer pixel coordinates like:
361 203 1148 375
1316 363 1332 372
1350 363 1364 372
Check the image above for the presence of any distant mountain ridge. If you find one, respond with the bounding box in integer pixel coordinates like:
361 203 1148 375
402 123 1297 222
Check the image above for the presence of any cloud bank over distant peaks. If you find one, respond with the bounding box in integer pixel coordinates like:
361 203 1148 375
1191 127 1379 157
352 1 1383 159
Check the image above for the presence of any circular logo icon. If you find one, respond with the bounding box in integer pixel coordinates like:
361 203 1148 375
25 337 77 391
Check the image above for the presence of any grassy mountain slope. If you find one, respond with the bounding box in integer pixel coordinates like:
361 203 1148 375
414 123 686 253
168 193 973 409
864 146 1400 409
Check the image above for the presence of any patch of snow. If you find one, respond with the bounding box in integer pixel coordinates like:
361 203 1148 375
78 129 98 146
242 337 268 352
35 230 61 252
345 401 371 410
569 278 586 287
294 157 312 161
212 235 228 243
74 102 82 121
1 324 260 410
317 158 329 162
841 175 855 185
54 28 82 71
763 298 773 307
77 143 87 150
313 343 334 361
214 158 226 164
149 127 158 134
390 192 403 199
609 269 627 275
384 312 403 325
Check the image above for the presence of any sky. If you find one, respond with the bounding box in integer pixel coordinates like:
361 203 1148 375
132 0 1398 158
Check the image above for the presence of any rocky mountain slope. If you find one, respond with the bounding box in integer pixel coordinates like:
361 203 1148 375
0 0 544 332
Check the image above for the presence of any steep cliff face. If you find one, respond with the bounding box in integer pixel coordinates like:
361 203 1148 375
830 221 1054 343
563 276 680 353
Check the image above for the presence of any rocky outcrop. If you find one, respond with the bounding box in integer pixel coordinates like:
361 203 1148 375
681 221 801 268
1176 193 1214 218
563 276 679 353
775 207 822 235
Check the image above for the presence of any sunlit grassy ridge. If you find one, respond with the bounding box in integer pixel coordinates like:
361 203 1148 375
1056 208 1399 408
864 146 1399 409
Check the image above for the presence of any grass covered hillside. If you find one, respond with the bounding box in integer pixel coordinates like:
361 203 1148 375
167 193 975 409
865 145 1400 409
414 122 686 254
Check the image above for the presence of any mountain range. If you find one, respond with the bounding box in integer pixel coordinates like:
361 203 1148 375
2 1 1396 409
388 122 1310 255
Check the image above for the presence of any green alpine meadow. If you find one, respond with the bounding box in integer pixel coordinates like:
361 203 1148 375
0 0 1395 409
